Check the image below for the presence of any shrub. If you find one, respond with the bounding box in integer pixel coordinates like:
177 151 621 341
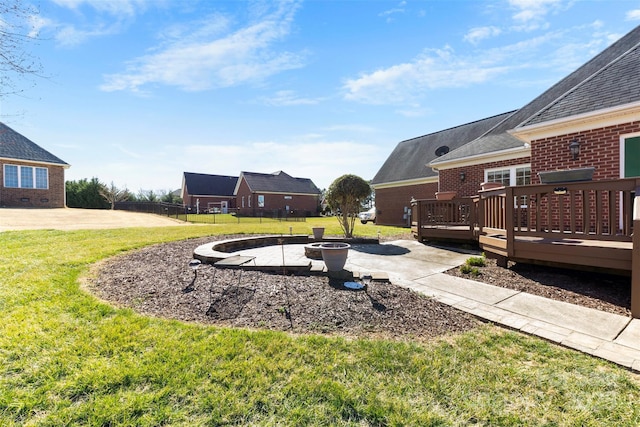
466 256 486 267
459 264 480 276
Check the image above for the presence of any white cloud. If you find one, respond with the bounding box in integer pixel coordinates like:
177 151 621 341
379 1 406 22
342 22 621 107
46 0 152 46
464 26 502 44
51 0 149 17
55 22 125 47
260 90 321 106
626 9 640 21
343 46 512 105
100 1 306 93
508 0 567 31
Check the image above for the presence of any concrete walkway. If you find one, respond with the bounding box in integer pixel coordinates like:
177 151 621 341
229 239 640 372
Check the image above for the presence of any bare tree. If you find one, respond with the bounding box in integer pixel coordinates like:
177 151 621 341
0 0 43 98
99 181 131 209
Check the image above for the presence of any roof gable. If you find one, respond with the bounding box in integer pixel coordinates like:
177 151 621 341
521 38 640 126
429 25 640 165
491 25 640 133
0 122 68 166
371 111 514 185
183 172 238 196
238 171 321 195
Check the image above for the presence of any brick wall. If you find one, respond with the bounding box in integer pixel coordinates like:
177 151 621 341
438 157 531 197
0 160 66 208
531 121 640 181
235 179 319 216
374 182 437 226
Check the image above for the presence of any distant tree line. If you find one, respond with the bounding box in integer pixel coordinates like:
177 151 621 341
65 178 182 209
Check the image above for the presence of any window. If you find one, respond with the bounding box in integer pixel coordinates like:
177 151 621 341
515 167 530 185
486 169 511 186
485 164 531 186
4 165 18 187
486 164 531 207
3 164 48 189
241 196 245 208
36 168 48 189
258 195 265 208
248 195 251 208
21 166 33 188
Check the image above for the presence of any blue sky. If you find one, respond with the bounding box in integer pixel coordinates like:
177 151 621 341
3 0 640 193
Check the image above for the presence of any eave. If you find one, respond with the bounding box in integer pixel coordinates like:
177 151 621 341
0 157 71 169
372 176 438 190
429 146 531 171
510 101 640 142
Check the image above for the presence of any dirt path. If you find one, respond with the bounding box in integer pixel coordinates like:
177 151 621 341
0 208 191 231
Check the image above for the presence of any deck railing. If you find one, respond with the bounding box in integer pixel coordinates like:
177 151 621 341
479 178 639 243
411 196 479 241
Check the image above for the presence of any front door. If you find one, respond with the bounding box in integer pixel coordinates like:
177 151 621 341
221 201 228 214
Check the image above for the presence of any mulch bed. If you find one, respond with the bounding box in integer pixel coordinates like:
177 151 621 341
445 256 631 317
86 236 480 341
86 236 633 343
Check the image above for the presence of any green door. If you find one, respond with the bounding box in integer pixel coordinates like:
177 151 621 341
625 136 640 177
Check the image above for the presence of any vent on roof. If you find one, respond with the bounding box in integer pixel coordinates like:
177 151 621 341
435 146 450 157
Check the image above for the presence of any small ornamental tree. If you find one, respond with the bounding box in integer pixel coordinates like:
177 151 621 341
99 181 131 209
325 174 371 238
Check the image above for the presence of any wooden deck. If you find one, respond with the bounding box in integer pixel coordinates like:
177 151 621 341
411 178 640 317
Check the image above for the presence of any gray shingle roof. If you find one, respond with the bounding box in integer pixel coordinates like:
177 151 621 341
183 172 238 196
371 111 514 185
429 131 525 166
0 122 68 166
522 38 640 126
432 24 640 164
240 171 321 195
504 24 640 131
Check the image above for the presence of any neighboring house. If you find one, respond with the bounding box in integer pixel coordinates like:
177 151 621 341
181 172 238 213
0 122 70 208
373 24 640 226
234 170 321 217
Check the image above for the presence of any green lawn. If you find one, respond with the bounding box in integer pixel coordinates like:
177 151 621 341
1 220 639 426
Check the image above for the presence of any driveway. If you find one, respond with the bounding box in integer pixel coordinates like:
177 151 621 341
0 208 191 231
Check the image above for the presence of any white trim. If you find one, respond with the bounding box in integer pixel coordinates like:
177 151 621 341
510 101 640 142
484 163 531 186
0 157 70 169
430 146 530 171
250 191 320 196
371 176 438 190
3 164 49 189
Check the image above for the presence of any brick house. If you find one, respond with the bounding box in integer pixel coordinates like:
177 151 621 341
0 122 70 208
234 171 321 217
371 112 514 226
373 24 640 226
181 172 238 213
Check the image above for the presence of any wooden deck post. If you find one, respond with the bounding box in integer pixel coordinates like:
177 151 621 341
632 188 640 318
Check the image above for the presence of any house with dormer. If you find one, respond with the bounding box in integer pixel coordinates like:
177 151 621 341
0 122 70 208
372 24 640 226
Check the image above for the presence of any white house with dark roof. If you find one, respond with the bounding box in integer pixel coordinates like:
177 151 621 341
373 24 640 227
0 123 70 208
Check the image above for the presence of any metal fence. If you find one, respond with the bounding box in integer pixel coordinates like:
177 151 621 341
114 202 308 224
